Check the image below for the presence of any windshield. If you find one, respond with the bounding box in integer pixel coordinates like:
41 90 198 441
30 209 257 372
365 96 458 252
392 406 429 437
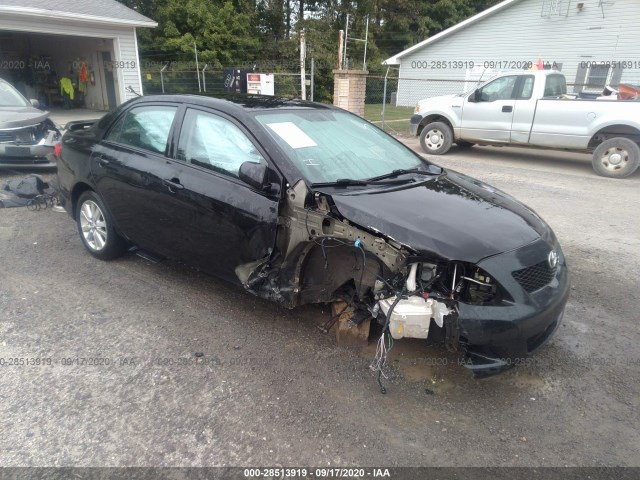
254 109 429 184
0 81 30 108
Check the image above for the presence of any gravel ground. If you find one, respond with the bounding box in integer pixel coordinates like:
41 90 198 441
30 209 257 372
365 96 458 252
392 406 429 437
0 142 638 468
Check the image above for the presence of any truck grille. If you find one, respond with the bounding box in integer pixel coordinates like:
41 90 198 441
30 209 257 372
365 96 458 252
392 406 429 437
0 131 17 143
512 261 556 293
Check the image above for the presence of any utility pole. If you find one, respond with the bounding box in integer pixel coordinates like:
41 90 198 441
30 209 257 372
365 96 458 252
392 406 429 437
363 14 369 71
202 64 208 92
310 57 315 102
300 30 306 100
337 30 344 70
343 14 349 70
194 42 201 92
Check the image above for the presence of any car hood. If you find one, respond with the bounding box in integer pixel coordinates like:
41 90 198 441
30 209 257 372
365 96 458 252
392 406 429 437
0 107 49 129
418 94 458 106
327 170 550 263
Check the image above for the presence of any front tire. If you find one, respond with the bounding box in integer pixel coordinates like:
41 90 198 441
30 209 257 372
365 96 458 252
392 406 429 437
592 137 640 178
419 121 453 155
76 191 127 260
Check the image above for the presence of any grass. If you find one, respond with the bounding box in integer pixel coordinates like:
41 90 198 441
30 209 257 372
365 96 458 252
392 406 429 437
364 103 415 135
364 104 414 124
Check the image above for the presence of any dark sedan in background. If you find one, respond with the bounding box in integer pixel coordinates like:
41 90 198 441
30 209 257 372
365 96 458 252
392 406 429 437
56 94 569 378
0 78 59 166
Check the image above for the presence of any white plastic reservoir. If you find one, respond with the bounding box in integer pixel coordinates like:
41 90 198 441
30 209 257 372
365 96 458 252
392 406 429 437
378 296 449 340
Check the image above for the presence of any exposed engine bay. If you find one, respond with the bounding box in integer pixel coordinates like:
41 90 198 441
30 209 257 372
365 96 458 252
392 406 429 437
236 180 504 391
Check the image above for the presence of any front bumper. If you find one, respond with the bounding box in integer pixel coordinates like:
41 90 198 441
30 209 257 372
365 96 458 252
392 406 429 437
0 132 58 166
0 144 56 166
457 238 570 377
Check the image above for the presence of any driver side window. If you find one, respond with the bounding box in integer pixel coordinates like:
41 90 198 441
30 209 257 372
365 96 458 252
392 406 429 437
478 76 518 102
176 109 265 178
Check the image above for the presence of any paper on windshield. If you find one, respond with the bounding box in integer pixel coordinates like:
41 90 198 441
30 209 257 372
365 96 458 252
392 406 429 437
266 122 317 149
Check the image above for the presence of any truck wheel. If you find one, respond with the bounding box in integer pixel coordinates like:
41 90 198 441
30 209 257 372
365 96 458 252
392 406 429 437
76 190 128 260
420 122 453 155
592 137 640 178
456 140 475 149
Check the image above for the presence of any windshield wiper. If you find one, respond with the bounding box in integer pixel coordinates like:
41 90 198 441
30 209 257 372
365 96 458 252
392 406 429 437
366 167 438 182
310 177 413 188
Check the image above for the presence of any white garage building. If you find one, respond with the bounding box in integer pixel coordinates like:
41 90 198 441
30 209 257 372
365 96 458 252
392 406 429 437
0 0 156 111
384 0 640 107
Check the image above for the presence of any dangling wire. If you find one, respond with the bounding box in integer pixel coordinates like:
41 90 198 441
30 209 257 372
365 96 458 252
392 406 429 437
370 285 405 394
370 331 389 393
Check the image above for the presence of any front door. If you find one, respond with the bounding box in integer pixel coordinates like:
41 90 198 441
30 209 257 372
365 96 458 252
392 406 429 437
167 107 279 282
460 75 518 143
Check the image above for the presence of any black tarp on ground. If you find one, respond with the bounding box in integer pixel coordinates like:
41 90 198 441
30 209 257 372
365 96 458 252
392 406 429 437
1 174 54 208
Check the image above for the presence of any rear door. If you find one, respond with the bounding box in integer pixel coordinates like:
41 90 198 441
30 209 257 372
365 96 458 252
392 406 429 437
91 103 181 252
460 75 518 143
164 107 280 282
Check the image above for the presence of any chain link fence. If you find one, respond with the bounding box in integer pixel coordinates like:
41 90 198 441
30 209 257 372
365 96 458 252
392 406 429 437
364 74 471 136
139 60 313 100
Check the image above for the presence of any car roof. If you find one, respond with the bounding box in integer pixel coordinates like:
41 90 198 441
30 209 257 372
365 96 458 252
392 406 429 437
129 94 339 116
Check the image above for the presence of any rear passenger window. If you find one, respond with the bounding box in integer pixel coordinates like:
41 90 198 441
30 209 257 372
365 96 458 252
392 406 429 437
105 105 177 154
519 76 534 99
544 75 567 97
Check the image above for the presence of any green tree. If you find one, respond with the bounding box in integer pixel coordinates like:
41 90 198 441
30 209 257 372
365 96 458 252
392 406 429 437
123 0 502 99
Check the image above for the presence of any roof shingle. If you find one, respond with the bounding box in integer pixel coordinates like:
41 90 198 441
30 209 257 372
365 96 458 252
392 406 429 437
0 0 156 27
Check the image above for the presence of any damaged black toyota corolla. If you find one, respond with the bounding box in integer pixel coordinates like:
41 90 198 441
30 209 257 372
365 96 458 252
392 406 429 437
57 95 569 378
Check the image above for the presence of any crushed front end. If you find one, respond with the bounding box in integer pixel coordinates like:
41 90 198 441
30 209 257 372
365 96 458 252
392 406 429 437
235 179 569 382
0 118 60 166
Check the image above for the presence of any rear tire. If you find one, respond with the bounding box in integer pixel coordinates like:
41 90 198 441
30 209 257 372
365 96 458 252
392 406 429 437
455 140 475 149
76 191 127 260
592 137 640 178
419 121 453 155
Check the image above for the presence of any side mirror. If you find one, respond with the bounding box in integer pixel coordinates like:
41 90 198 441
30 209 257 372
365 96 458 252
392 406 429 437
30 99 40 109
239 161 268 191
471 89 481 102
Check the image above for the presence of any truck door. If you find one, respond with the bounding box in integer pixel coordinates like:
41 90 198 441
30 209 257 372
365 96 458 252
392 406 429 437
510 75 537 144
460 75 518 143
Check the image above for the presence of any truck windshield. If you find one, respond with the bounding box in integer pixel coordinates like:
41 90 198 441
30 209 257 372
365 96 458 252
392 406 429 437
254 109 431 184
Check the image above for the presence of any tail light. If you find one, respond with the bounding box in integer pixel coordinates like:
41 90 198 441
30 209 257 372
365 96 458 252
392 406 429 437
54 143 62 158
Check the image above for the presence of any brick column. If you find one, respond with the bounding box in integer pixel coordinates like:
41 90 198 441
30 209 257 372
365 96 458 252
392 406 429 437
332 69 368 118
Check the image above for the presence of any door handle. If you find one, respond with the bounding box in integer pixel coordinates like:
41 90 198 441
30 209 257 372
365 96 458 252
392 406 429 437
163 178 184 193
94 154 110 167
502 105 513 113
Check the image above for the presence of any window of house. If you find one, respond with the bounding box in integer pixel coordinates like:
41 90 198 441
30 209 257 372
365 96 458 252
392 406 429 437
585 65 612 92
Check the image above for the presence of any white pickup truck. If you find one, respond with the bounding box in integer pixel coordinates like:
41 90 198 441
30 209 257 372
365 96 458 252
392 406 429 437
410 70 640 178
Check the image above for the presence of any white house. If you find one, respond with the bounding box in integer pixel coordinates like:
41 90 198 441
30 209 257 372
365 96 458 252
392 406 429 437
384 0 640 107
0 0 156 110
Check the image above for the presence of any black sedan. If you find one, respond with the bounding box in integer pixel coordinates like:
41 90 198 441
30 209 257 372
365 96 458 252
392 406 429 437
0 78 60 166
57 94 569 378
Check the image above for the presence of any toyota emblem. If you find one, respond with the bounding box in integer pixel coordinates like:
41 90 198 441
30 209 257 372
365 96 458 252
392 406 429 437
548 250 558 269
